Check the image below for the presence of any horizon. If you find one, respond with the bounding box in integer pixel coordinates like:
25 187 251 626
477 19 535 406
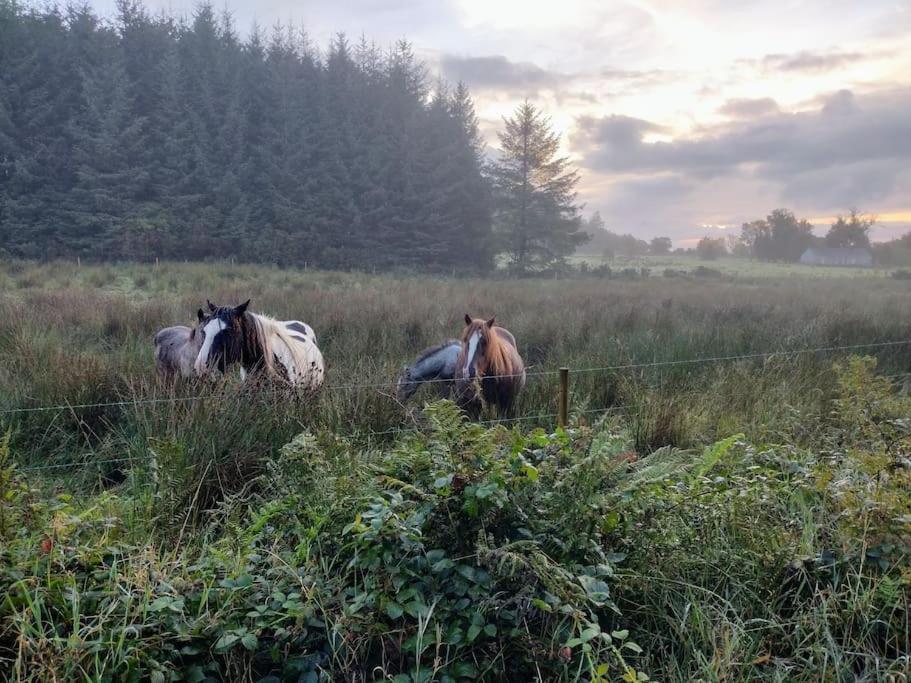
88 0 911 245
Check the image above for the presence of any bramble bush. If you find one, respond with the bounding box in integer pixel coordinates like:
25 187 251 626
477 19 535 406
1 359 909 681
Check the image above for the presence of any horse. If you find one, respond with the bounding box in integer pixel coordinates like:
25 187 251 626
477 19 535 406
194 299 324 391
396 339 462 402
454 314 525 418
153 308 206 379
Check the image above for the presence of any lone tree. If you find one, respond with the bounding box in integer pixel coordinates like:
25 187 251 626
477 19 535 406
650 236 672 254
489 101 587 274
740 209 814 261
696 235 726 260
826 210 874 249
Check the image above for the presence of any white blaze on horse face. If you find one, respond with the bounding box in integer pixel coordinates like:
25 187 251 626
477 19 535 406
194 318 226 375
463 330 481 377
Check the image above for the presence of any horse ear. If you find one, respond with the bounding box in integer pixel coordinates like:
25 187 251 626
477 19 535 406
235 299 250 315
464 313 472 325
486 316 496 328
197 308 205 323
207 299 216 312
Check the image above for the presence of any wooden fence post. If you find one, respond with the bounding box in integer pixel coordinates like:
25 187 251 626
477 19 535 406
558 367 569 428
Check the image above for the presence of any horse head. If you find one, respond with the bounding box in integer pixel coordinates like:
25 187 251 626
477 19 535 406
456 314 500 381
194 299 251 376
395 365 417 402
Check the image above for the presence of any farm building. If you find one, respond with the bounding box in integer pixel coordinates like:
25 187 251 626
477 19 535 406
799 246 873 267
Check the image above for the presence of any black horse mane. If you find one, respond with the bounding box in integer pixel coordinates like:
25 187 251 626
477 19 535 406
208 308 267 372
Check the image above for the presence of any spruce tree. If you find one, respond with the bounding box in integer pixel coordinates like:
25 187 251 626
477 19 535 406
488 101 587 274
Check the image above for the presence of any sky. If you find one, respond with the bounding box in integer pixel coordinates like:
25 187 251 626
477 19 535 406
100 0 911 245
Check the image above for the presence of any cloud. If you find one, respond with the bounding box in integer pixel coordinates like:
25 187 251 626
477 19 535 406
718 97 779 119
761 49 866 72
573 88 911 237
437 54 563 91
573 88 911 179
597 67 677 88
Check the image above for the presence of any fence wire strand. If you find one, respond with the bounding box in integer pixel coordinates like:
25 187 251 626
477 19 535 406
9 338 911 473
2 338 909 417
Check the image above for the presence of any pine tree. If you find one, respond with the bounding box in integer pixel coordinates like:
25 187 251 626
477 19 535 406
488 101 587 275
0 1 495 270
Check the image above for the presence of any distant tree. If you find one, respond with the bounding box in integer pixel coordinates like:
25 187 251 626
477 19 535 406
581 214 649 258
740 209 814 261
489 100 587 274
696 235 726 260
873 230 911 267
825 210 874 249
724 234 747 257
649 236 672 254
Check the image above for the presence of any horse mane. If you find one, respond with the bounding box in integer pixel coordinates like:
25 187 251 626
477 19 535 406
246 312 308 379
459 320 513 377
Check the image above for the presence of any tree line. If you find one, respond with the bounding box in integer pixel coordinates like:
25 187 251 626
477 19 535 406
0 1 585 274
693 209 911 263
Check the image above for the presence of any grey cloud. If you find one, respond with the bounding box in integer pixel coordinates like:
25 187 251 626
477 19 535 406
780 159 907 208
719 97 779 119
573 88 911 179
761 49 866 72
575 114 668 153
574 88 911 227
438 54 563 91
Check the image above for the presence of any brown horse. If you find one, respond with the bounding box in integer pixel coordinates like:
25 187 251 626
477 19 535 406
454 314 525 418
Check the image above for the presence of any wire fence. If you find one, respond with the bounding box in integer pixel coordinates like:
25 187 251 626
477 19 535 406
6 337 911 474
2 338 909 417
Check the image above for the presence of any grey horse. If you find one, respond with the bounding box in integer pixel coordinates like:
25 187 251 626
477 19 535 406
396 339 462 402
153 309 204 379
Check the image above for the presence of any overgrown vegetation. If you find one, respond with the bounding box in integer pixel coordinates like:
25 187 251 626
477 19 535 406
1 261 910 680
1 358 909 681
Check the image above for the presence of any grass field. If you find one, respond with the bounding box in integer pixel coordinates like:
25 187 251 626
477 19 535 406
1 259 910 681
571 252 900 279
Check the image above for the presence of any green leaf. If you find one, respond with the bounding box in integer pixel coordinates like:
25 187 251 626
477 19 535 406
451 662 478 678
578 575 611 606
214 633 240 652
234 574 254 589
183 666 206 683
611 629 629 640
579 626 600 643
694 434 743 480
385 602 404 619
456 565 475 581
623 641 643 654
432 558 455 572
241 633 258 651
483 623 497 637
467 624 482 642
531 598 552 612
522 463 539 481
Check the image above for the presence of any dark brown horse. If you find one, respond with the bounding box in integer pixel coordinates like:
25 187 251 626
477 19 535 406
454 314 525 418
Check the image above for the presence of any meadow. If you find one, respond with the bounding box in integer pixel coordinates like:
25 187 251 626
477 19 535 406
1 259 910 681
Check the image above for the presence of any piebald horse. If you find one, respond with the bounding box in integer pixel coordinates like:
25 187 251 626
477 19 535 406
195 300 324 391
454 314 525 418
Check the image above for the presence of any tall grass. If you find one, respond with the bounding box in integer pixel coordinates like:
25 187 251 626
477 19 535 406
2 260 910 478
